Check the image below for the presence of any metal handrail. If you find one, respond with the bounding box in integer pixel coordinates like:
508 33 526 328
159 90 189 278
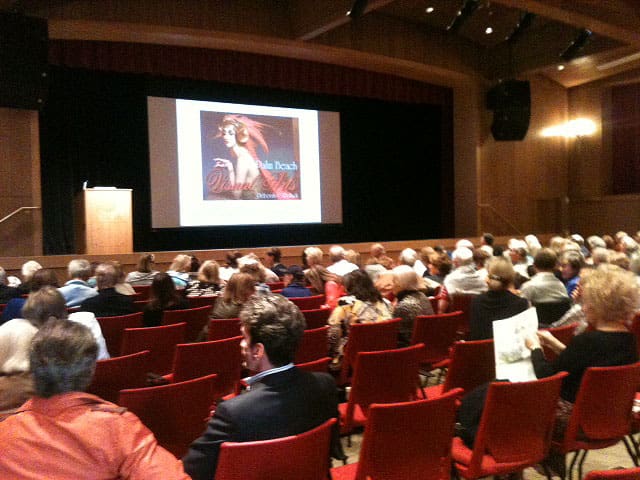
0 206 41 225
478 203 523 235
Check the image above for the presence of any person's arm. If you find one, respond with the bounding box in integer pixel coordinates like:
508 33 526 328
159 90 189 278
182 403 235 480
525 334 558 379
117 412 191 480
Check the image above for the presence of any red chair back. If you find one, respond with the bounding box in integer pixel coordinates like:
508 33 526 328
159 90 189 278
118 373 218 458
162 304 212 342
561 363 640 452
289 294 325 310
341 344 424 434
266 281 285 290
86 350 150 403
452 373 567 479
171 336 242 396
302 307 331 329
411 311 463 367
121 322 186 375
295 326 329 364
339 317 401 385
541 323 577 361
585 467 640 480
133 299 151 312
187 295 218 309
132 284 151 300
629 313 640 357
442 339 495 394
334 389 462 480
296 357 331 373
214 418 335 480
207 318 242 341
96 312 143 357
449 293 477 338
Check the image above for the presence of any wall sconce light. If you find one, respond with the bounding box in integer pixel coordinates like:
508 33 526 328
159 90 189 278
541 118 597 138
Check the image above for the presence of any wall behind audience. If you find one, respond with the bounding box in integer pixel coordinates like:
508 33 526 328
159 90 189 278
2 1 640 257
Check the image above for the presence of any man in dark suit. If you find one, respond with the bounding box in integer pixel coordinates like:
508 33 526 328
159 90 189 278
80 263 135 317
182 294 344 480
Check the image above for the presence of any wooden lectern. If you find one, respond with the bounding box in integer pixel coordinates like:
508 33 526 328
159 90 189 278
75 188 133 255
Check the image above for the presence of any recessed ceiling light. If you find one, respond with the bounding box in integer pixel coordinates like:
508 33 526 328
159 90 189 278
425 6 434 13
557 64 565 71
485 27 493 34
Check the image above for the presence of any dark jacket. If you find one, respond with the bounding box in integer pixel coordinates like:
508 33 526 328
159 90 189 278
80 288 135 318
182 366 343 480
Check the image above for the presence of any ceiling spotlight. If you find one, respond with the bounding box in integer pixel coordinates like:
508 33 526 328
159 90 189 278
560 29 593 62
347 0 369 19
557 64 565 71
485 26 493 34
425 7 435 13
446 0 479 33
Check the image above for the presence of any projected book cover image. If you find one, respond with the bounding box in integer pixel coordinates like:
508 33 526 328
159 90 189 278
200 112 301 201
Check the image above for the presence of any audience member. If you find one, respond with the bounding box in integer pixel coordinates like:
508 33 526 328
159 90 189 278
520 248 569 304
524 234 542 258
264 247 288 278
392 265 434 347
183 294 344 480
281 265 312 298
125 253 159 286
166 254 192 289
58 259 98 307
469 257 529 340
16 260 43 295
326 245 359 276
0 266 20 304
590 246 610 266
1 268 59 323
239 259 272 293
304 246 344 307
525 265 639 477
219 251 242 282
143 273 190 327
210 273 255 320
328 270 393 370
443 247 488 296
344 249 361 268
610 251 631 270
0 317 37 418
80 263 135 317
185 260 223 296
366 243 394 269
0 318 190 479
398 247 427 277
424 251 451 284
560 250 584 297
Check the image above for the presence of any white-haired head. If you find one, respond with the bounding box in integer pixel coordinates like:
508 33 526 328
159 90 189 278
21 260 42 282
329 245 345 263
456 239 474 250
399 248 418 267
452 247 473 266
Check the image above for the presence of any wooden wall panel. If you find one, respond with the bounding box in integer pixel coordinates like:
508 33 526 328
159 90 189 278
0 108 42 257
478 75 569 236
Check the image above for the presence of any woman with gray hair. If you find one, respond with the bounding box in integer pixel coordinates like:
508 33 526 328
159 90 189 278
391 265 433 347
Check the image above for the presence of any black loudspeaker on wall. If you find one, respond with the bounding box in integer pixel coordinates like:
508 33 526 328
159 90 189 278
486 80 530 141
0 12 49 110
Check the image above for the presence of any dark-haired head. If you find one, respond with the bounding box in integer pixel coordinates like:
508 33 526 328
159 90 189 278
343 269 381 303
240 295 305 366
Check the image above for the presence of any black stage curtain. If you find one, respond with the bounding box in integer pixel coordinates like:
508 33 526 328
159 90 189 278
40 41 453 254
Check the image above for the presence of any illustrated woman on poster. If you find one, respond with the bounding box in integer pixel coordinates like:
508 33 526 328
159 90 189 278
208 114 289 200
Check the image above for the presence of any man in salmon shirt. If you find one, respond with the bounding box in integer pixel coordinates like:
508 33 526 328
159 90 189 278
0 318 190 480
